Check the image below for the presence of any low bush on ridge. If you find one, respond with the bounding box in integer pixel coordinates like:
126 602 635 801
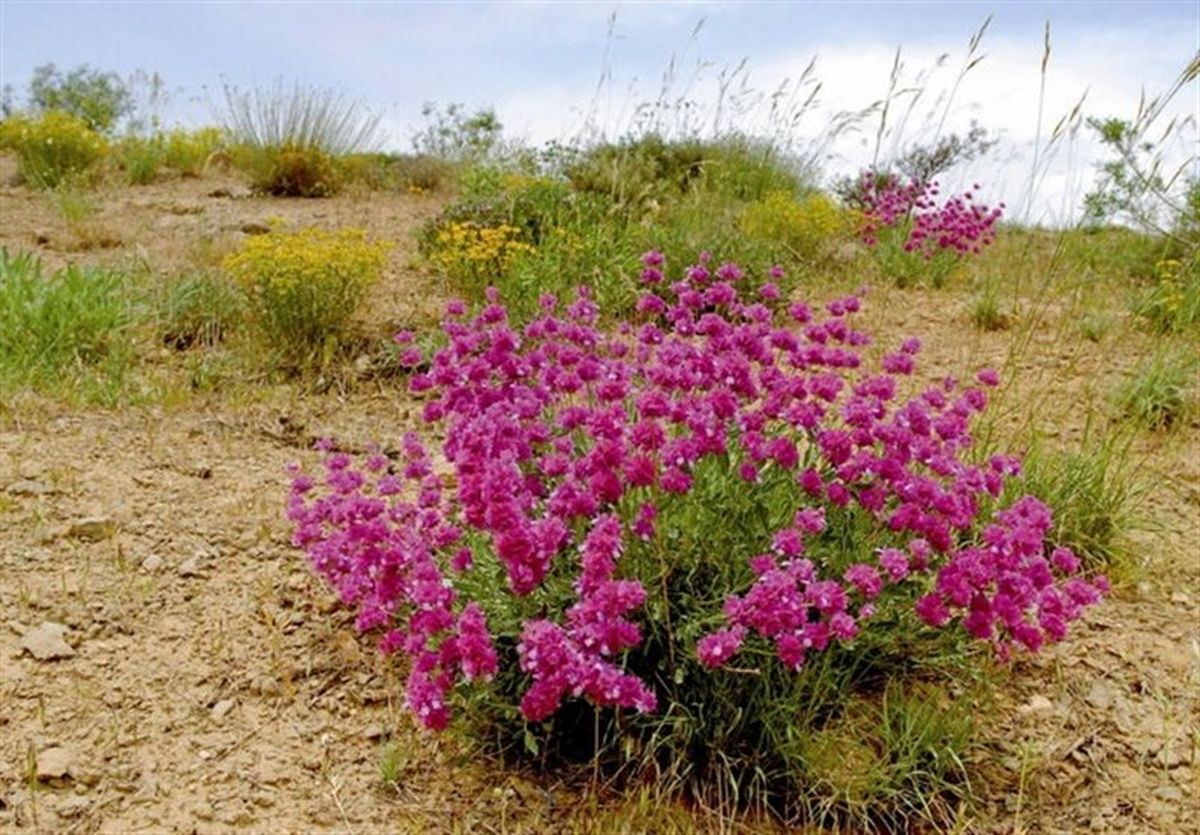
220 82 383 197
420 145 1009 326
288 251 1108 826
0 110 109 188
116 127 225 184
223 227 389 371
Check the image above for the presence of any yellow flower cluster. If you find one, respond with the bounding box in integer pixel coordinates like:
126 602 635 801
224 227 389 295
223 227 391 365
1154 258 1186 318
429 221 534 282
740 191 851 262
0 111 108 188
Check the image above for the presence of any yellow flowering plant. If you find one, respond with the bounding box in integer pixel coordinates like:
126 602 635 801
1134 255 1200 334
223 228 390 369
739 190 852 265
428 221 535 292
0 111 108 189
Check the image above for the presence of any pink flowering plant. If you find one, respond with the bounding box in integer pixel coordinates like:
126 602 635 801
287 250 1104 813
851 170 1004 288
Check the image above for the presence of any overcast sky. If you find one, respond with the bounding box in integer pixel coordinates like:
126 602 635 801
1 1 1196 224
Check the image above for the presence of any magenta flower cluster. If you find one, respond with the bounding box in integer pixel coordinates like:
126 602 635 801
287 250 1104 731
855 171 1004 259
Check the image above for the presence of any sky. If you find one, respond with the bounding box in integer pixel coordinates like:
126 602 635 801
1 1 1197 224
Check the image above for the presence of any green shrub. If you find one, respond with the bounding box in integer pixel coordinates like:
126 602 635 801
564 135 804 218
165 127 223 176
565 135 708 213
1078 311 1115 342
0 111 108 188
153 271 245 349
869 222 963 289
116 127 223 185
420 171 614 307
390 154 454 193
795 682 976 829
223 228 389 370
1012 433 1145 574
1060 227 1170 283
0 249 134 399
700 137 809 202
1113 349 1197 430
235 143 342 197
969 287 1010 331
117 133 164 184
338 153 455 195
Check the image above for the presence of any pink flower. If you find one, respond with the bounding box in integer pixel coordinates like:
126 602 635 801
696 627 746 669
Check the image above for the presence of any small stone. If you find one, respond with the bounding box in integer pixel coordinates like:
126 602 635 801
67 517 117 542
6 479 55 496
211 699 235 720
219 807 255 826
208 187 232 199
361 723 385 740
249 675 281 697
1084 680 1114 711
33 230 51 245
1169 592 1190 605
140 554 164 572
1156 743 1189 769
1155 785 1184 802
178 555 206 577
36 746 77 781
37 526 66 544
57 797 91 818
240 221 271 235
1019 694 1055 715
21 622 75 661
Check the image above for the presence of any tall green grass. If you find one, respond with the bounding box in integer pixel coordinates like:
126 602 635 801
1011 430 1148 576
0 249 136 402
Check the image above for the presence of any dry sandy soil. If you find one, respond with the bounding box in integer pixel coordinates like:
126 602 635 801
0 169 1196 834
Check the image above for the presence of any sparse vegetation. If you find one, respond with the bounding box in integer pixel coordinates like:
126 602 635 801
1114 348 1197 430
152 270 245 350
116 127 225 184
0 23 1196 835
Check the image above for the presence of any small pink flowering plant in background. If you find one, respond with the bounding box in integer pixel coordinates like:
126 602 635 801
287 249 1104 807
850 170 1004 288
